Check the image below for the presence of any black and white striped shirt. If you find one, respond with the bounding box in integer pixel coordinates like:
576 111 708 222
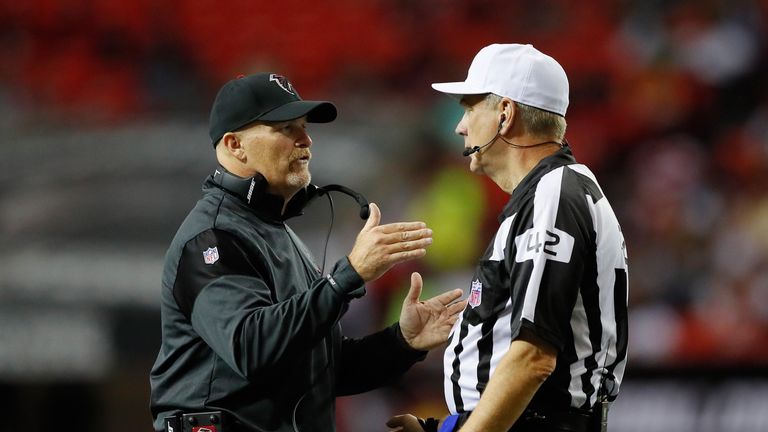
444 147 628 415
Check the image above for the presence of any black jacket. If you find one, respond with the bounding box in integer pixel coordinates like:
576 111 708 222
150 172 426 432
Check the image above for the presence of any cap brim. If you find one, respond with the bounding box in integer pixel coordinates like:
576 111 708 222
431 81 489 99
258 100 337 123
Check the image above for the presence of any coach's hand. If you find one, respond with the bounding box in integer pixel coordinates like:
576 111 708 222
348 203 433 282
399 272 466 350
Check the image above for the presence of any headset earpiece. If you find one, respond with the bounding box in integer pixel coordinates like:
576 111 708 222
498 114 506 131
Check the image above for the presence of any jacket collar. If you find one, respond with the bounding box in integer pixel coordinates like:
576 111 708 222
206 166 320 221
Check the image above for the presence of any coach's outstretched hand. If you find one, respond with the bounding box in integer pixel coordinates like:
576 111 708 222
399 272 466 351
348 203 433 282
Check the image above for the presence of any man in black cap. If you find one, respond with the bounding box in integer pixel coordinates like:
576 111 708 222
149 73 467 432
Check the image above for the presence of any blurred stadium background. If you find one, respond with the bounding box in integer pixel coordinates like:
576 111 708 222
1 0 767 431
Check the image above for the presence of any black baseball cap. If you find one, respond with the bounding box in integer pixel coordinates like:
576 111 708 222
209 72 338 146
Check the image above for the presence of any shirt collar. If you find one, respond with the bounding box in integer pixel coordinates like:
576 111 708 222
499 145 577 221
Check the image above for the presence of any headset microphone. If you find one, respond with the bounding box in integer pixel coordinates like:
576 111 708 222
463 116 505 157
462 146 481 157
462 115 565 155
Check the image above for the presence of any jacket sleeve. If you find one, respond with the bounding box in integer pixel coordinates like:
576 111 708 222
335 323 427 396
172 228 365 380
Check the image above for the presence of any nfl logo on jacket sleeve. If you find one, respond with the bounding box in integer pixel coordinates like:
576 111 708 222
203 247 219 265
469 279 482 308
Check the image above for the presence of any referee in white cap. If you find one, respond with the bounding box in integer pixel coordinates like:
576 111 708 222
388 44 629 432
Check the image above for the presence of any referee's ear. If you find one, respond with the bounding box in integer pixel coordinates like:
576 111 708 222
499 97 517 135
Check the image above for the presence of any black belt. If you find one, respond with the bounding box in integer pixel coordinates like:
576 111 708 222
453 407 595 432
515 407 593 432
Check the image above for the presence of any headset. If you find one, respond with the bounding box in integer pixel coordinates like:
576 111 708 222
462 114 566 157
211 165 370 272
315 184 369 220
212 166 369 218
462 116 505 156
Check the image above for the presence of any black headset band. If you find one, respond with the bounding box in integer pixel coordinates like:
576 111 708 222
212 166 261 204
210 166 369 219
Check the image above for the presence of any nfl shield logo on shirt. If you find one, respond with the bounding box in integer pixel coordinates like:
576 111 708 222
469 279 482 308
203 247 219 265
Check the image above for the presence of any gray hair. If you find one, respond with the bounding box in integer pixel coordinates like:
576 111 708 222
485 94 567 140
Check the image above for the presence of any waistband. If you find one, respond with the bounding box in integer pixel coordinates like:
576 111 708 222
441 407 594 432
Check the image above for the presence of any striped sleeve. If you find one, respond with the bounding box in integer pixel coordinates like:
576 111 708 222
512 166 592 351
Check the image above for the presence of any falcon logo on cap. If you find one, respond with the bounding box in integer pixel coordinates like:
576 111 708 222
269 74 296 95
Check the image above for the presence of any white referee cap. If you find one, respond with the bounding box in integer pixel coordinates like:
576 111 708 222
432 43 569 116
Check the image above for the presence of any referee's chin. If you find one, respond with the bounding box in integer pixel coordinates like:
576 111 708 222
468 156 485 175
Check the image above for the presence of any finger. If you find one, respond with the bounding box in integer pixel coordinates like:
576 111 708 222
386 415 405 427
386 237 433 253
386 248 427 265
382 228 433 244
405 272 423 305
429 288 464 306
362 203 381 232
447 300 468 315
377 221 427 234
425 294 465 316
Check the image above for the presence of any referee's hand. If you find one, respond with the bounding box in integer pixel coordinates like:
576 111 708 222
387 414 440 432
348 203 433 282
387 414 428 432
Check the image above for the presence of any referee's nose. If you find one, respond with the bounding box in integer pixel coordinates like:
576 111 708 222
455 112 468 137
